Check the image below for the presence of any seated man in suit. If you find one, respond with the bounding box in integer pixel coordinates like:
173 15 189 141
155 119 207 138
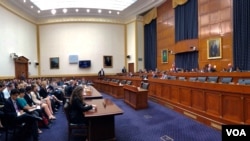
227 63 234 72
122 66 127 73
3 89 40 141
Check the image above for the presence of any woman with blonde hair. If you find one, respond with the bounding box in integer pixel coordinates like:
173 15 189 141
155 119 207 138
69 86 93 124
31 84 56 120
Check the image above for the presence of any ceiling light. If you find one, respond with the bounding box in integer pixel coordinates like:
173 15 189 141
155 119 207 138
117 11 120 15
23 0 26 3
75 9 79 12
30 0 137 11
109 10 112 14
37 10 40 13
51 9 56 15
63 8 68 13
86 9 90 13
31 5 34 9
98 9 102 13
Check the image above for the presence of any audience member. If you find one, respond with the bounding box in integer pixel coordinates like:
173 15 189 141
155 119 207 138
98 68 105 79
3 89 40 141
3 82 14 100
227 63 234 72
122 66 127 73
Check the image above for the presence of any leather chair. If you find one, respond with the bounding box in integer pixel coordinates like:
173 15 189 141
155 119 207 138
63 102 88 141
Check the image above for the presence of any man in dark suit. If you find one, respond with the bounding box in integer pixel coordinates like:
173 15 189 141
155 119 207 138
122 66 127 73
3 89 40 141
98 68 105 79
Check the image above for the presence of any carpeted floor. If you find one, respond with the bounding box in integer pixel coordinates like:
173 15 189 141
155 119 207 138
0 93 221 141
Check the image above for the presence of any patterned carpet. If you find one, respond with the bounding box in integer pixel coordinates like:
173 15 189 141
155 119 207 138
0 93 221 141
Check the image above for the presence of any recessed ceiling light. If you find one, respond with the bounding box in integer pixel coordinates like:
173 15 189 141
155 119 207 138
31 5 34 9
86 9 90 13
117 11 120 15
63 8 68 13
75 9 79 12
37 10 40 13
30 0 137 11
98 9 102 13
23 0 26 3
51 9 56 15
109 10 112 14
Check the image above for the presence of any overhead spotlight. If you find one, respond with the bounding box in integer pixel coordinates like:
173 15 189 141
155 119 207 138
86 9 90 13
117 11 120 15
23 0 26 3
51 9 56 15
31 5 34 9
190 46 196 51
109 11 112 14
75 9 79 12
98 9 102 13
63 8 67 13
37 10 40 13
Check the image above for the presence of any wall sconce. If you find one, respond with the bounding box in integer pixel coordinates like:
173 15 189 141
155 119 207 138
10 53 18 58
190 46 196 51
126 55 130 59
34 60 39 66
168 50 175 55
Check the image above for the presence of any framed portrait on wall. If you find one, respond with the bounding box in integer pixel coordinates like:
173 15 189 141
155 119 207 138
161 49 168 63
207 38 222 59
50 57 59 69
103 56 112 68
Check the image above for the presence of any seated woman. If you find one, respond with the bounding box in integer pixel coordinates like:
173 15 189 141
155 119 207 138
69 86 94 124
30 84 56 120
16 88 43 134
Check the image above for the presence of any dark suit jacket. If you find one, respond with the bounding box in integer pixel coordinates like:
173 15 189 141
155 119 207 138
3 98 19 121
69 98 92 124
24 93 35 107
39 87 49 98
98 70 105 76
0 91 5 105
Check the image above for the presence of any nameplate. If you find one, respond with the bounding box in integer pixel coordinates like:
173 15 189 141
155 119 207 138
222 125 250 141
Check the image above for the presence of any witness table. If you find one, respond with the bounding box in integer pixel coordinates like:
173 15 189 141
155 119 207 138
85 99 123 141
83 85 103 99
123 85 148 110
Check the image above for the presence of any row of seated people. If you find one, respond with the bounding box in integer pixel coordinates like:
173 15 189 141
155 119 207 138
141 74 250 85
0 80 64 141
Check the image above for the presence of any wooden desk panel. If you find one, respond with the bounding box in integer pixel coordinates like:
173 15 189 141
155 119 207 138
148 78 250 128
83 85 103 99
85 99 123 141
123 85 148 110
109 82 124 99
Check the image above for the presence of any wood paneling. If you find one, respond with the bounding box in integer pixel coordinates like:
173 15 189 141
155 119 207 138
157 0 233 72
179 87 191 106
245 97 250 124
191 89 205 111
222 94 244 123
205 92 221 116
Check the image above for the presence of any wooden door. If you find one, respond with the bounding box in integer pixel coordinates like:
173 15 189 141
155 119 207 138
14 56 29 79
128 63 134 73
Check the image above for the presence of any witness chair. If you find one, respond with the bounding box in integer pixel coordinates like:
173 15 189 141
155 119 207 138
220 77 232 84
140 82 149 90
63 102 88 141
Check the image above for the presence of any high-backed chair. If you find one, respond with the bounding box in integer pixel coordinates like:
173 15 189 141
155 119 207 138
238 79 245 85
220 77 232 84
207 76 218 83
178 77 186 81
189 77 197 82
126 80 132 85
197 77 206 82
63 102 88 141
120 80 126 84
244 79 250 85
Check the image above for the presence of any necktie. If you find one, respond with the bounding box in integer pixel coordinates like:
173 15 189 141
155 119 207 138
13 101 19 113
